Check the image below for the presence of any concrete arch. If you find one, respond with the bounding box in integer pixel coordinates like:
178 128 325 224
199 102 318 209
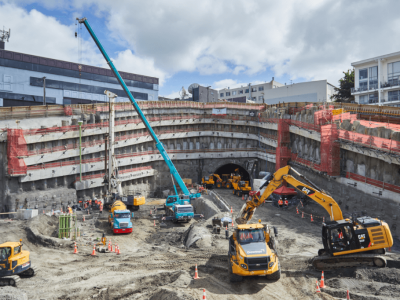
214 162 250 181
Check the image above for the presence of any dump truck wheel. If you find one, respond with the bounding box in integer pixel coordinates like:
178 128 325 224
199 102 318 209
266 262 281 281
228 255 243 282
216 183 222 188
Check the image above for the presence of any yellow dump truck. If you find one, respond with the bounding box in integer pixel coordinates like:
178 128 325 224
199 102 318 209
228 221 280 282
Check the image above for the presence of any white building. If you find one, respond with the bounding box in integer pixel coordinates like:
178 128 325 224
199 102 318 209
351 51 400 107
218 78 335 105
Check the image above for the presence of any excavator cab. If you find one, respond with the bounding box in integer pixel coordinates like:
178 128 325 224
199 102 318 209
0 240 36 286
321 220 358 255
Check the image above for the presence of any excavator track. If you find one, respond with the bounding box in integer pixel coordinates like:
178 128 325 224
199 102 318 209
312 254 386 270
19 266 38 278
0 275 20 287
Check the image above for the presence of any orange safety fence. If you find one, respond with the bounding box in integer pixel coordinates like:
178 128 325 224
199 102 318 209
7 129 28 175
320 124 340 176
346 172 400 194
338 130 400 153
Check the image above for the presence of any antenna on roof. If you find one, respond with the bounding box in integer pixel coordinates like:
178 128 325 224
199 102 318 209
0 27 11 42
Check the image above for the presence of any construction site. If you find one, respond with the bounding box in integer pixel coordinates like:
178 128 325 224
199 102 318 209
1 18 400 300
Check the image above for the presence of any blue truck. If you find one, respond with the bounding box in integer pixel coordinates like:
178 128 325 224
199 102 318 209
161 195 203 223
78 17 203 223
108 200 133 234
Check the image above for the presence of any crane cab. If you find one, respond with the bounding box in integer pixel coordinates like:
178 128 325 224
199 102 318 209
321 217 393 257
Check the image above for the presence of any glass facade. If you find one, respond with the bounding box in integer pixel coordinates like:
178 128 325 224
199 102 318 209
388 90 400 102
359 68 368 91
30 77 148 100
369 66 378 89
388 61 400 86
359 94 368 104
0 58 156 90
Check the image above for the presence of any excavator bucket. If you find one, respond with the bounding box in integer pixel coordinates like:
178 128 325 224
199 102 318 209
235 203 256 225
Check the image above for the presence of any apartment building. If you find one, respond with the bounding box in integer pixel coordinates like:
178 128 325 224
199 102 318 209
218 78 335 105
351 51 400 107
0 44 159 106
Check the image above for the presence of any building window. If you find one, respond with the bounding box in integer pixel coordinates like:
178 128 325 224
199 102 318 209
220 93 224 97
211 91 214 95
252 87 257 92
258 86 264 91
252 97 256 101
369 66 378 90
232 91 237 96
245 89 249 93
388 61 400 87
359 95 368 104
369 93 378 103
226 92 230 96
359 68 368 91
239 90 243 94
388 90 400 102
258 96 263 101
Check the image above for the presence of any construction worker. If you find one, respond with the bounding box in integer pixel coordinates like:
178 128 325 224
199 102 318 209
284 197 289 209
101 233 106 245
67 206 73 214
278 197 283 209
99 202 103 214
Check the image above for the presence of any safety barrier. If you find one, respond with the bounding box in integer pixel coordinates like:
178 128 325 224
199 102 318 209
75 166 153 182
338 130 400 153
346 172 400 194
7 129 28 175
320 124 340 176
291 153 323 172
26 147 273 171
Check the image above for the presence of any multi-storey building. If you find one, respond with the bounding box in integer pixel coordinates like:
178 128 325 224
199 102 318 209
351 51 400 106
0 44 159 107
218 79 335 104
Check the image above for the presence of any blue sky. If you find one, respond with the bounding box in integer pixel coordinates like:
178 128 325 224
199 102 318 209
2 1 400 99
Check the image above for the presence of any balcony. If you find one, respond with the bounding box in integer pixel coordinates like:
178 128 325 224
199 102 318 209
380 80 400 90
351 84 378 94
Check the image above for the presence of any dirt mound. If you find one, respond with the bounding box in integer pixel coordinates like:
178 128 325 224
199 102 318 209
25 214 72 248
355 268 400 285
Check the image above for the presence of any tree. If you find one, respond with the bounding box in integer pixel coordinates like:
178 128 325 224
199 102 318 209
331 69 354 103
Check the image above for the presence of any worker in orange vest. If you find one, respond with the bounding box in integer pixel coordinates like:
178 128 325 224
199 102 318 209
67 206 73 214
278 198 283 208
99 202 103 214
284 197 289 209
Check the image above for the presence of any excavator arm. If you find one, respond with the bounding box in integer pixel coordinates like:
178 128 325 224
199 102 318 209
236 166 343 224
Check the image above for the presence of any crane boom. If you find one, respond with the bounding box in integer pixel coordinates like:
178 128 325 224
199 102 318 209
236 166 343 224
77 17 191 196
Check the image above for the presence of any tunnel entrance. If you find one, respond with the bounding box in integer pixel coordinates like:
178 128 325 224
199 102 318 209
215 163 250 181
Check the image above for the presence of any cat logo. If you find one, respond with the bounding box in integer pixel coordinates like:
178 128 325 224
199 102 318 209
358 234 365 240
297 185 315 196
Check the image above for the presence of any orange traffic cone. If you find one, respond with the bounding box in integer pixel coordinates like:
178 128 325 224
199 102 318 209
149 209 152 216
296 207 299 214
83 216 85 222
315 280 321 293
202 289 206 299
116 244 120 255
346 290 350 300
193 264 200 279
230 206 233 214
73 242 78 254
242 195 244 200
302 212 304 218
52 209 54 215
231 219 234 227
154 220 156 227
114 243 117 253
91 244 96 256
320 271 326 288
117 244 120 254
311 214 314 222
108 240 111 252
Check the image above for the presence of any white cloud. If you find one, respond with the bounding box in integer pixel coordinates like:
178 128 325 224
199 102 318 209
6 0 400 87
213 79 265 91
0 2 168 85
112 50 169 86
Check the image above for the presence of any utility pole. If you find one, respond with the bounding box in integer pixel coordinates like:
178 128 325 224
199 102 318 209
42 77 46 105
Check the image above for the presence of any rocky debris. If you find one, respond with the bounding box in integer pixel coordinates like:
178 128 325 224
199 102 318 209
0 286 28 300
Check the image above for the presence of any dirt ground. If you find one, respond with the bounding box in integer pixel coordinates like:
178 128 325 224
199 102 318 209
0 190 399 300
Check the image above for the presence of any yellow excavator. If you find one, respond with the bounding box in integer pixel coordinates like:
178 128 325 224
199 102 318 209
236 165 394 270
0 239 37 286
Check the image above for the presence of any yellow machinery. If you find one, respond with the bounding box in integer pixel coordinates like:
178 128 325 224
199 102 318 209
225 168 241 189
236 166 394 269
0 239 37 286
232 180 252 197
228 221 280 282
201 174 223 189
